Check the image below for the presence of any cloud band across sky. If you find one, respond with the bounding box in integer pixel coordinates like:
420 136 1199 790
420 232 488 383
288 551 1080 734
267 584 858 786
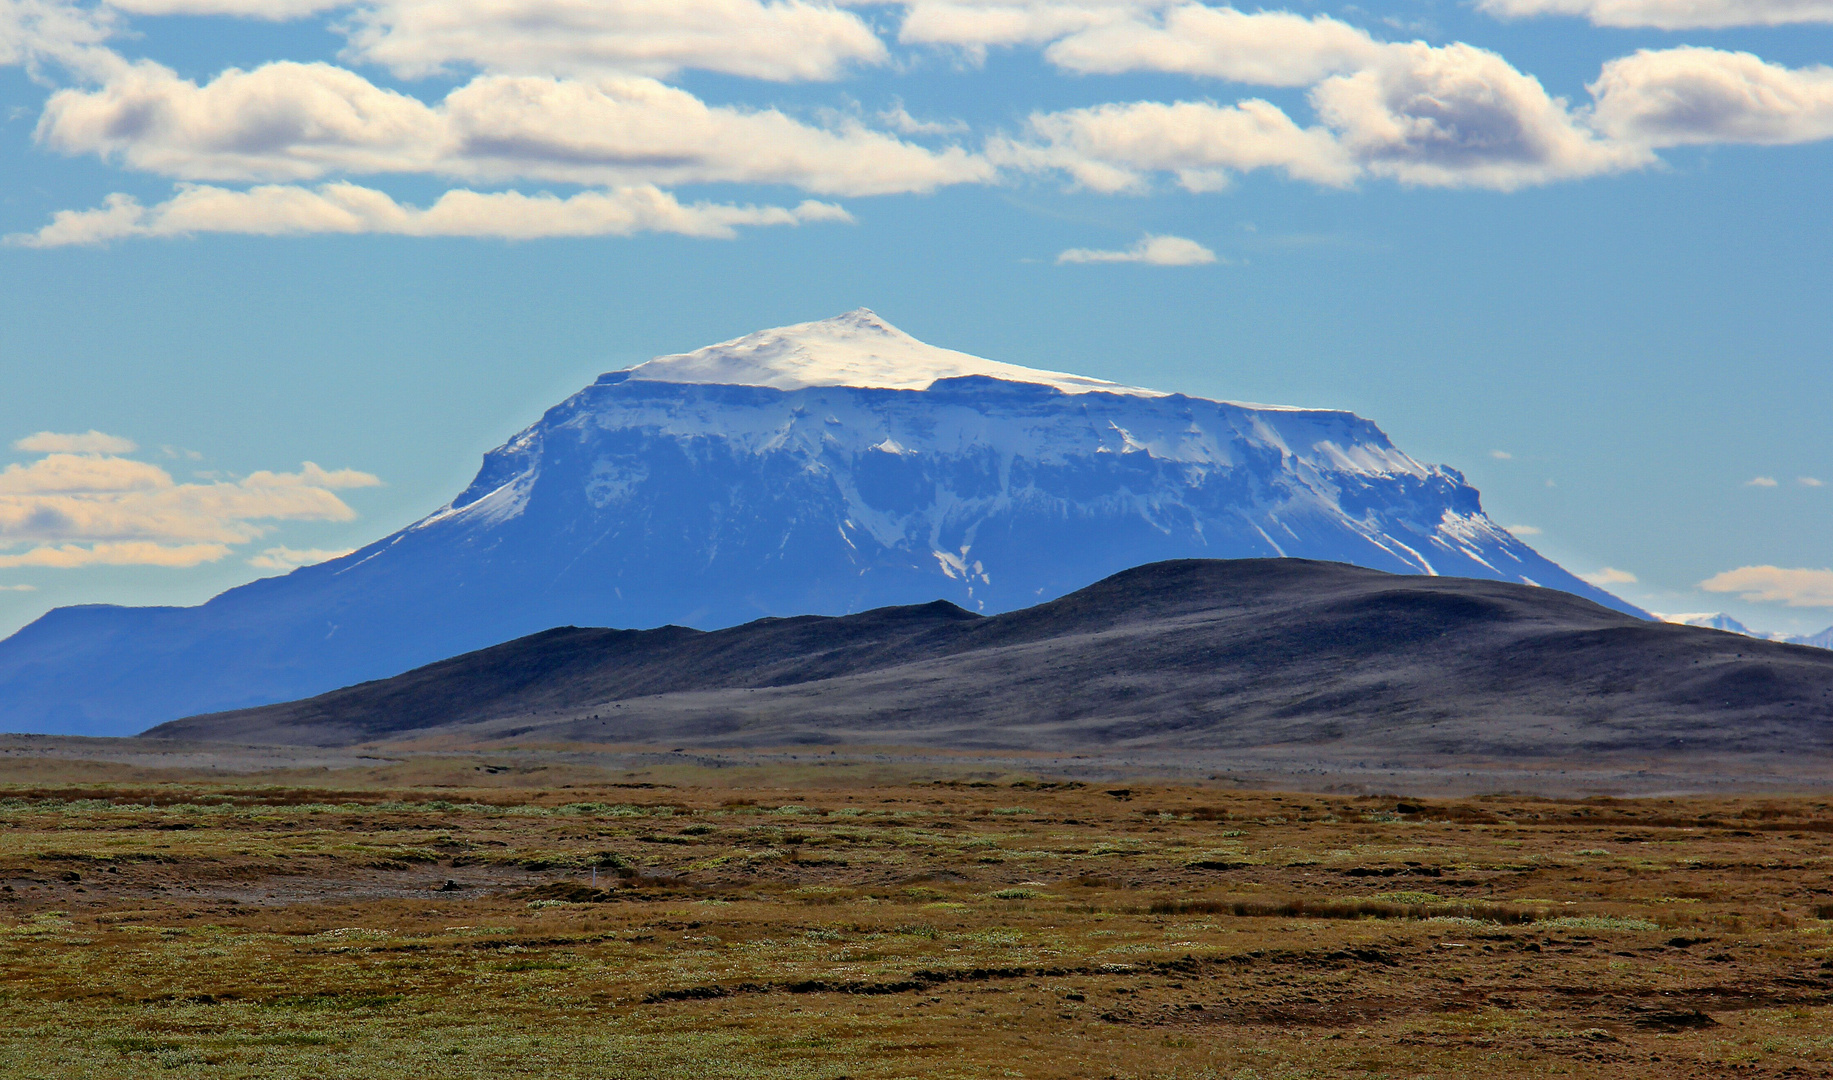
5 2 1833 245
13 184 852 246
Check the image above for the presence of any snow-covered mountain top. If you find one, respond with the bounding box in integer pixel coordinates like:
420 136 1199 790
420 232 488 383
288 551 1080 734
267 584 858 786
1656 611 1833 648
1660 612 1757 635
620 309 1169 397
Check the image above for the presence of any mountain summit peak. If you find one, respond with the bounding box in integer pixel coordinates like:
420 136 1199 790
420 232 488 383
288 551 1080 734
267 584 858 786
620 308 1163 396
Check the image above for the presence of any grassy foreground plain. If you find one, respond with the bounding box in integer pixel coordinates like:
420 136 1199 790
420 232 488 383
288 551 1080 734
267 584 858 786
1 753 1831 1079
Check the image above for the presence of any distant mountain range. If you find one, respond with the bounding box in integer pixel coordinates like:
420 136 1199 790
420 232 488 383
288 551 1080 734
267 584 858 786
150 559 1833 759
1659 612 1833 648
2 310 1644 737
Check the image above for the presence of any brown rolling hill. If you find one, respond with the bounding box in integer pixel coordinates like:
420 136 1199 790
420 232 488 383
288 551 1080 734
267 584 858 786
144 559 1833 758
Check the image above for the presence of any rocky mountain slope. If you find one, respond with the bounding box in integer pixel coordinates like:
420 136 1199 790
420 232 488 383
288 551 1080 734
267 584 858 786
3 311 1639 736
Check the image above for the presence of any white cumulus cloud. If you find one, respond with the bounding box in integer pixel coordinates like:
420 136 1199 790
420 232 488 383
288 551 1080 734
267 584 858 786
1057 233 1217 264
1478 0 1833 30
993 97 1355 192
16 0 1833 232
36 62 989 196
1002 41 1649 192
1589 48 1833 148
904 9 1832 187
9 183 852 246
1310 41 1648 190
1041 5 1384 87
1747 476 1780 487
0 439 381 568
1701 565 1833 607
35 60 449 182
1581 566 1638 585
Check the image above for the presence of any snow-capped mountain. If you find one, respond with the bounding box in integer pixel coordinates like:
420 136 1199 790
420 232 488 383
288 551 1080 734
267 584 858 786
1791 625 1833 649
0 309 1645 736
1661 612 1758 635
1657 612 1833 649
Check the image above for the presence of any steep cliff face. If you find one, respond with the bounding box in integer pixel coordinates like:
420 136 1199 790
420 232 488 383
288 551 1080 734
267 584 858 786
0 310 1640 735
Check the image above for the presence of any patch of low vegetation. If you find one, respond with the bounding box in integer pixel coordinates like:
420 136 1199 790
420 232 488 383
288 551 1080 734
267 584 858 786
0 767 1829 1077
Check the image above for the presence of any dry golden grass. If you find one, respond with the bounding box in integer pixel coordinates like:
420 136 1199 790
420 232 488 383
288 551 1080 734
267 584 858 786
0 763 1830 1078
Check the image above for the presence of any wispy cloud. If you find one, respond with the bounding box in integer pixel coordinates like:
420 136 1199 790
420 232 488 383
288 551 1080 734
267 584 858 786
1490 450 1513 459
0 583 35 591
1058 233 1218 265
1746 476 1779 487
1581 566 1637 585
1504 523 1541 536
0 541 232 569
1701 565 1833 607
103 1 347 17
247 546 355 570
1478 0 1833 30
879 102 968 136
1800 476 1825 487
102 0 888 79
14 430 137 454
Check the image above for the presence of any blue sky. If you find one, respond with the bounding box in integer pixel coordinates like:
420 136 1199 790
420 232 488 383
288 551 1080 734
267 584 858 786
2 0 1831 637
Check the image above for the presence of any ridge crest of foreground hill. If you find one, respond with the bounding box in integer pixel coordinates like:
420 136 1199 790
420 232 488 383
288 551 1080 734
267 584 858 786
2 311 1641 736
148 559 1833 759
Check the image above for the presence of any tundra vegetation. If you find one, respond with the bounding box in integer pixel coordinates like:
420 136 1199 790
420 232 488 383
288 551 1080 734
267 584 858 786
0 755 1829 1078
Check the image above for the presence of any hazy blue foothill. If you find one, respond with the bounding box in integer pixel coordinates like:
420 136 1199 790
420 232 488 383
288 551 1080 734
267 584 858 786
0 312 1642 737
